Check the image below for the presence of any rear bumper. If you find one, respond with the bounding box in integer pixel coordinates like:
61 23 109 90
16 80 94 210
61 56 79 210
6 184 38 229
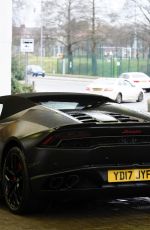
29 165 150 200
27 144 150 200
32 72 45 76
30 181 150 201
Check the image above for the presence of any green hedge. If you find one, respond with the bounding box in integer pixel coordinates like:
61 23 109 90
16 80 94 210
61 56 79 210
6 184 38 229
11 57 34 94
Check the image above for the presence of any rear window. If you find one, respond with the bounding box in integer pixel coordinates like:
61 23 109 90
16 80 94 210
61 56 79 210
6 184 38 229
42 101 79 110
131 74 148 79
121 74 129 79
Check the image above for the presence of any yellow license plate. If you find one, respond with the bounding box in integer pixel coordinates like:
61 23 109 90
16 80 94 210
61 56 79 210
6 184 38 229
108 169 150 183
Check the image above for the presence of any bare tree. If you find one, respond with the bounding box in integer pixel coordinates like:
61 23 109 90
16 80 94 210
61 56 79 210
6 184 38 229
135 0 150 45
123 0 150 56
90 0 97 75
12 0 26 26
129 0 150 26
42 0 108 75
79 0 107 75
42 0 86 73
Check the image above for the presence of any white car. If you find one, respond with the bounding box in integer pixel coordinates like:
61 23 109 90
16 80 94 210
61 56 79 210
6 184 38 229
119 72 150 92
86 78 144 103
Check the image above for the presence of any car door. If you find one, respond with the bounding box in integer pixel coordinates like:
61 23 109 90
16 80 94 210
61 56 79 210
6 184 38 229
121 80 138 101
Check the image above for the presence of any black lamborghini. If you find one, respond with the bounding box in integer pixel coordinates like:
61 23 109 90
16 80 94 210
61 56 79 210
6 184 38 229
0 92 150 214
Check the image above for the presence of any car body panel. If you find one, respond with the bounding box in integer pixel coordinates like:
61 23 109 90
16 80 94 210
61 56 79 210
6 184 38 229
0 92 150 204
119 72 150 92
26 65 45 77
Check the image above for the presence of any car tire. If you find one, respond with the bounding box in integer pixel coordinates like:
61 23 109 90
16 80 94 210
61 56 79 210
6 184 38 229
137 92 144 102
2 146 44 214
115 93 122 103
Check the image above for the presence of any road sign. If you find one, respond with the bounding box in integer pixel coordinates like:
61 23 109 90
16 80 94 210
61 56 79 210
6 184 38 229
20 38 34 52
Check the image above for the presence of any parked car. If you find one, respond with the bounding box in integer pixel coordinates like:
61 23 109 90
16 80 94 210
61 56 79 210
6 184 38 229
119 72 150 92
86 78 144 103
0 92 150 214
26 65 45 77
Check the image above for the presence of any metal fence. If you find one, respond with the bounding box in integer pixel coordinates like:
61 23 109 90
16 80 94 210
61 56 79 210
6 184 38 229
56 56 150 77
16 52 150 78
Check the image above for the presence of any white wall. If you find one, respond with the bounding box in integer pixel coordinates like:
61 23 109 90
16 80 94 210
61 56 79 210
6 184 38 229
0 0 12 95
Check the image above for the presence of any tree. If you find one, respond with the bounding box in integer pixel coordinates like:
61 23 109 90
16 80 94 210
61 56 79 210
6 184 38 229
88 0 98 76
12 0 27 26
42 0 86 74
120 0 150 58
90 0 99 75
42 0 107 75
79 0 107 75
134 0 150 45
128 0 150 25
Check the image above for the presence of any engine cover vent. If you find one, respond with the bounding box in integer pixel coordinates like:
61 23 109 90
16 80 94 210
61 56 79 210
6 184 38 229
107 112 140 123
68 112 98 123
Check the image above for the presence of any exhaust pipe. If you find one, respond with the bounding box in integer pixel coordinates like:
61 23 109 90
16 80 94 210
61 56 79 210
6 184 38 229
65 174 80 188
49 176 64 189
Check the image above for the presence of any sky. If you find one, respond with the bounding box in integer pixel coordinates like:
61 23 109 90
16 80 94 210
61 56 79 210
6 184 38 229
105 0 126 12
23 0 126 27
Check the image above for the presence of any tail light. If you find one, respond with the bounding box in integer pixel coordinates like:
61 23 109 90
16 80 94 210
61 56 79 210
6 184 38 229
134 80 139 83
42 135 59 145
86 87 92 91
104 88 113 91
40 130 91 147
122 129 143 135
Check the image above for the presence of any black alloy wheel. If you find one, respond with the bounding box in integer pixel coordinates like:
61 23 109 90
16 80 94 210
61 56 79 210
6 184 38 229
116 93 122 104
2 147 32 214
137 92 144 102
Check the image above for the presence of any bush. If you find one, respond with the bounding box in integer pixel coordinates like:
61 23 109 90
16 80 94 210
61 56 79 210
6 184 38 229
11 57 34 94
11 58 24 80
11 78 34 94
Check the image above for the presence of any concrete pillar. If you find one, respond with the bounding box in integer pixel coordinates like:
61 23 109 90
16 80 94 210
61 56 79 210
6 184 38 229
0 0 12 95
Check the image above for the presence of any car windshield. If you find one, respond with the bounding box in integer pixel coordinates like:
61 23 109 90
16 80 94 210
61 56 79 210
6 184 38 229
23 92 113 110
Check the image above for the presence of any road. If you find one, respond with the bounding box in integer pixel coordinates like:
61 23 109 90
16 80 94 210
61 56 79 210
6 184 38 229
1 75 150 229
30 75 150 112
0 197 150 230
30 75 91 92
